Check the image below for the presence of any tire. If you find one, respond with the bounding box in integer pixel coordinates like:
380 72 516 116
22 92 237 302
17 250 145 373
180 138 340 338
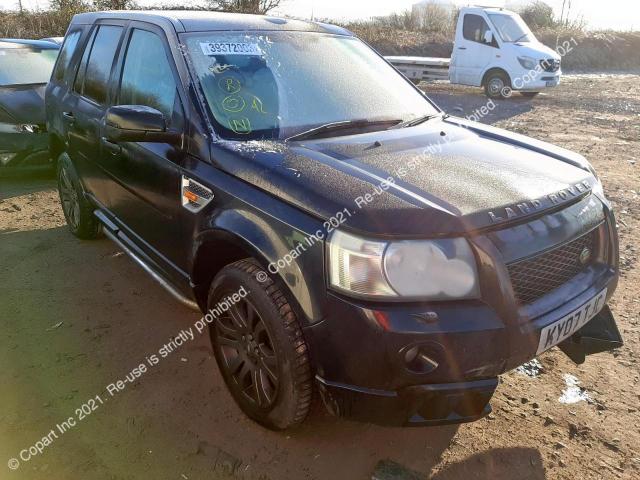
56 154 101 239
207 259 313 430
484 71 511 99
521 92 540 98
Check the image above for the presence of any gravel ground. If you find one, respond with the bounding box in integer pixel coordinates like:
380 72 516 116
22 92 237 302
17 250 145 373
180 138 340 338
0 75 638 480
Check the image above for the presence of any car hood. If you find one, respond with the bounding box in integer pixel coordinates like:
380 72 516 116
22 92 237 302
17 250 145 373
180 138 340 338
211 117 596 237
513 41 560 60
0 84 46 124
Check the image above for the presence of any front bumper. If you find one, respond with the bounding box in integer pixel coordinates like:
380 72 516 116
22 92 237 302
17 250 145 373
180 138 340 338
304 196 621 427
316 376 497 427
0 130 51 175
510 65 561 91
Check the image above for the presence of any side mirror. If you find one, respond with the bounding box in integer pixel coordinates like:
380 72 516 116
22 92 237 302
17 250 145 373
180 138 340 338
104 105 179 143
484 30 494 44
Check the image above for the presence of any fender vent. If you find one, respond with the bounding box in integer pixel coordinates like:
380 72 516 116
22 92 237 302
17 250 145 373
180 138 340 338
181 176 214 213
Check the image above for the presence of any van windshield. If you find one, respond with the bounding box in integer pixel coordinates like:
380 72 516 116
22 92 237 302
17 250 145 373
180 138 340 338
488 14 535 43
183 31 438 140
0 46 58 86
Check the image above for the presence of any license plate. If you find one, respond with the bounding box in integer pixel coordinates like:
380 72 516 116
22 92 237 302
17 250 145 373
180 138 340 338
546 79 559 87
536 288 607 355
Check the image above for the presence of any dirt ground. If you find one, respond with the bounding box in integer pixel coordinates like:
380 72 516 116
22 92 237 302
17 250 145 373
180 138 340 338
1 75 638 480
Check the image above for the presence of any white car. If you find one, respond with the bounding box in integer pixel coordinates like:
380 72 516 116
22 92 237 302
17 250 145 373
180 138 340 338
449 6 562 98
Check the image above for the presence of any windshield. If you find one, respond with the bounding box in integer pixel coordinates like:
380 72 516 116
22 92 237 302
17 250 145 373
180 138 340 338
183 32 438 140
0 47 58 86
488 14 535 43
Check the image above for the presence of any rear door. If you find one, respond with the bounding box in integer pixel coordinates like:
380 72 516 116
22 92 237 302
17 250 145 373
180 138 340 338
450 13 499 86
65 22 125 203
100 23 190 274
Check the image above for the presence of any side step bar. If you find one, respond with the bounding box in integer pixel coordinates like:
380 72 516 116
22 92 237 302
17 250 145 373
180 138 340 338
95 210 200 311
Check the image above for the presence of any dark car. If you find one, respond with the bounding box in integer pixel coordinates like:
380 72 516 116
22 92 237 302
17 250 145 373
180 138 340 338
46 11 622 430
0 39 59 174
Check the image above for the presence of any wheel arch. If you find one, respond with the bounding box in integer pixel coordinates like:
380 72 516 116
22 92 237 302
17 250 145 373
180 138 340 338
481 67 511 87
190 209 322 325
48 133 66 169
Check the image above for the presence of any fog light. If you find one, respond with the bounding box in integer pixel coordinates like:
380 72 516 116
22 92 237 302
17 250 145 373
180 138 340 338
402 345 438 374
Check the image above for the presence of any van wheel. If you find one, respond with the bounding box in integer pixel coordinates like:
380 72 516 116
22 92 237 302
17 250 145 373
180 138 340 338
521 92 540 98
207 259 313 430
484 71 511 99
56 154 101 239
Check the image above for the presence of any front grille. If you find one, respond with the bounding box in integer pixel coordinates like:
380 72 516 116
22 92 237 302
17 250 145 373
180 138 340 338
507 230 598 305
540 58 560 72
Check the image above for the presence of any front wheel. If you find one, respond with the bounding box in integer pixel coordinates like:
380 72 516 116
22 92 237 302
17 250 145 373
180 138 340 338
207 259 313 430
484 71 511 99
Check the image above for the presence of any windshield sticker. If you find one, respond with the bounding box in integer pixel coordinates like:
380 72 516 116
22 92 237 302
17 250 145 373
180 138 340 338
200 42 261 56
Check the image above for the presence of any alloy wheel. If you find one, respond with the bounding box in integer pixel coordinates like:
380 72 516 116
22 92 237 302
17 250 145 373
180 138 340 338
214 298 279 408
59 166 80 229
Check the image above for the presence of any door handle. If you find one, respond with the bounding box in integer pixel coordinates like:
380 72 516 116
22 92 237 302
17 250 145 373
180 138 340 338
458 47 467 50
100 137 122 155
62 111 75 124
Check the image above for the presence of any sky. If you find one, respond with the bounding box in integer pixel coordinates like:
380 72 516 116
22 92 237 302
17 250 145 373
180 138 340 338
2 0 638 30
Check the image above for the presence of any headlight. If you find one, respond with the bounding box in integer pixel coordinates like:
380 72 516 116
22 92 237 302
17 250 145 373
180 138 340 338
19 124 42 134
0 152 16 166
327 230 480 300
517 56 537 70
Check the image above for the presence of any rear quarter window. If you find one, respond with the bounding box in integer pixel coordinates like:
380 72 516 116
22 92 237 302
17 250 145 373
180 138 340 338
53 30 82 82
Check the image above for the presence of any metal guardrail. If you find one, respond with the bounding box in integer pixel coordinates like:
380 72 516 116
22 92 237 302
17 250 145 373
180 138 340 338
385 56 450 83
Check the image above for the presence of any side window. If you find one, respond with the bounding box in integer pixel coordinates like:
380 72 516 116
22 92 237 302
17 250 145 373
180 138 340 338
53 30 82 82
463 14 495 45
119 29 177 120
74 25 123 104
73 28 95 95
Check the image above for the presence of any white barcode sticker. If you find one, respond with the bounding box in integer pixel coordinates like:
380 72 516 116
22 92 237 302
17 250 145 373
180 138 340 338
199 42 261 56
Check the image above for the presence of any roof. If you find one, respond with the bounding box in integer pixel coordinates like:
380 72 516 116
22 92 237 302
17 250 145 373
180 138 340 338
70 10 353 36
0 38 60 49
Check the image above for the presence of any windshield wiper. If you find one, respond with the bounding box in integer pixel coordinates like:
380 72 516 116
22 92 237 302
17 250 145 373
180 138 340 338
286 118 403 142
389 113 442 130
512 33 529 43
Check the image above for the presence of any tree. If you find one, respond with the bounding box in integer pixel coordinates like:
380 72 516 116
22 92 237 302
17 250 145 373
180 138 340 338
520 1 555 29
92 0 136 10
208 0 282 15
419 4 452 34
49 0 88 11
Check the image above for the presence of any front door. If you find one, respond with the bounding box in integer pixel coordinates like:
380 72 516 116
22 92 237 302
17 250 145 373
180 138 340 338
450 13 499 86
99 24 190 277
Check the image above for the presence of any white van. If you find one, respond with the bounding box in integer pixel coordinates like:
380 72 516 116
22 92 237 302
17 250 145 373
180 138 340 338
449 6 562 98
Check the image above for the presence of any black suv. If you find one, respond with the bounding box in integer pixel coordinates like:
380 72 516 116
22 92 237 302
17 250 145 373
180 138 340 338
46 10 622 430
